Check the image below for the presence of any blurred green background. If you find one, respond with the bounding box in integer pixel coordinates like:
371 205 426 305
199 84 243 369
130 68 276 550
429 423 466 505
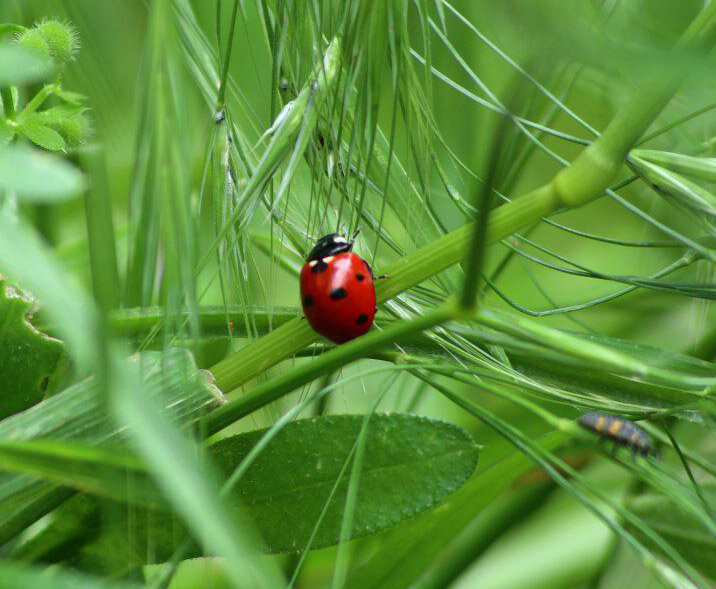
2 1 716 587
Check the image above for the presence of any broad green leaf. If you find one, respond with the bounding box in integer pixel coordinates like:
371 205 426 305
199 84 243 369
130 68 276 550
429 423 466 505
0 349 222 546
625 489 716 580
22 118 66 152
0 44 53 85
346 433 565 588
0 145 83 201
210 413 479 553
0 561 144 589
71 413 479 564
0 24 25 36
0 279 63 419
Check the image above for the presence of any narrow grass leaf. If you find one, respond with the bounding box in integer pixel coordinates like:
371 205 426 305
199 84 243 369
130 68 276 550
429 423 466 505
110 351 284 589
0 145 83 201
0 561 144 589
0 439 165 508
629 154 716 221
625 489 716 580
0 44 53 85
632 149 716 183
0 349 221 545
9 494 99 564
346 433 564 588
0 215 96 369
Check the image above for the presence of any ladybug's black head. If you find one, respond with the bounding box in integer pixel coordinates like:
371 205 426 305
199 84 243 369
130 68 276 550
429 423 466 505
306 233 353 262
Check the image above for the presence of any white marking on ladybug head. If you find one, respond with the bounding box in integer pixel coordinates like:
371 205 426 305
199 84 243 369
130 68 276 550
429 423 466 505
309 260 318 267
322 256 335 263
333 236 347 243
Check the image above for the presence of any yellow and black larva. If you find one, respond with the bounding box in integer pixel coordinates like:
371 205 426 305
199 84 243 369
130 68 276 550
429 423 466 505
578 412 652 457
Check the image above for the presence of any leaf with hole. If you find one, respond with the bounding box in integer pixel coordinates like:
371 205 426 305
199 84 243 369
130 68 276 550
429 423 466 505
0 279 63 420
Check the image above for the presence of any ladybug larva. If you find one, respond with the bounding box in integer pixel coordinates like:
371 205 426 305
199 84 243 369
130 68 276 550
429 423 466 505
578 412 653 457
300 233 377 344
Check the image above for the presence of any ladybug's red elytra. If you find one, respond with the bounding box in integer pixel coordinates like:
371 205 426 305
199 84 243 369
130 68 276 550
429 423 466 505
300 233 377 343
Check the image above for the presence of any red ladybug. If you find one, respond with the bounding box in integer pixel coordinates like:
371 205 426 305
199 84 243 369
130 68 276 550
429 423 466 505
300 233 377 343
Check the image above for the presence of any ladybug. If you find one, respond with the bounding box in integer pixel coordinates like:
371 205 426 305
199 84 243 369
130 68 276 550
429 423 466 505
577 412 653 458
300 233 377 344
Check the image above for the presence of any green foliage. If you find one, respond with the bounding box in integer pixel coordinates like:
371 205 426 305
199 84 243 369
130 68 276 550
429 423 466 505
51 413 477 569
0 562 143 589
0 348 221 546
0 43 52 85
14 28 51 60
34 19 79 65
0 279 62 419
211 413 479 553
0 144 82 198
625 487 716 580
2 1 716 587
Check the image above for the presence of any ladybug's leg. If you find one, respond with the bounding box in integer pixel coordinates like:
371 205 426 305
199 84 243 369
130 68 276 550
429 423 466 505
609 443 619 458
362 259 388 280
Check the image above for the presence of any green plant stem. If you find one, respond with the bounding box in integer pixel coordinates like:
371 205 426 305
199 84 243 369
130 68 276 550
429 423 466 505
210 184 557 391
203 306 456 435
210 4 716 394
16 84 54 122
1 87 15 119
216 0 240 109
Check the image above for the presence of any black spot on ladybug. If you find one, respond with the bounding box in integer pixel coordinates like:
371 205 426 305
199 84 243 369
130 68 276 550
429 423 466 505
330 288 348 301
311 260 328 274
356 314 369 325
303 295 314 307
356 273 364 282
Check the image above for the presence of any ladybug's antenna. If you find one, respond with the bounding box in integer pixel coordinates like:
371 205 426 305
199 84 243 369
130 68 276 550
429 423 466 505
352 228 361 240
296 229 316 241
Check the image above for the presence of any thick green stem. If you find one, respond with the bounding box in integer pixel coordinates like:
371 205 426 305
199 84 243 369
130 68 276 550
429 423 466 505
204 306 455 434
211 184 557 391
210 4 716 394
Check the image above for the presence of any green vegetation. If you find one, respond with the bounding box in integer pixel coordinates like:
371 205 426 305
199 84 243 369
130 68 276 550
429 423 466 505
1 1 716 587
